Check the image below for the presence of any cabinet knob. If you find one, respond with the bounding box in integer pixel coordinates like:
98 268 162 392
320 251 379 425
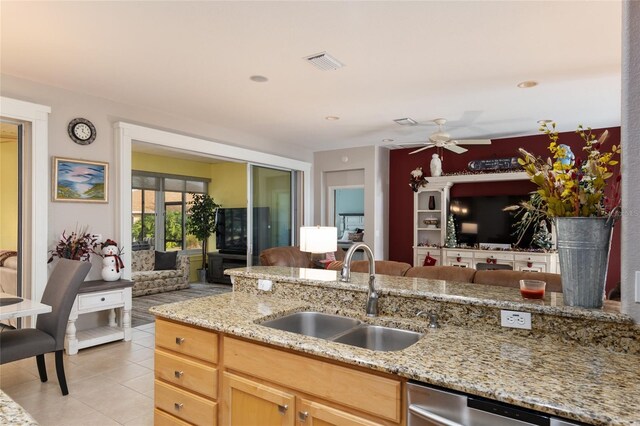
175 337 185 345
174 402 183 411
174 370 184 378
101 297 105 302
298 411 309 422
278 404 288 415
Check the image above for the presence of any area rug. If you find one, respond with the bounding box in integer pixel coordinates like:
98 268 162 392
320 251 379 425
131 283 232 327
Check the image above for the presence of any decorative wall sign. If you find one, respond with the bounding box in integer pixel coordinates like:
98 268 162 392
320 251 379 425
467 157 521 171
53 157 108 203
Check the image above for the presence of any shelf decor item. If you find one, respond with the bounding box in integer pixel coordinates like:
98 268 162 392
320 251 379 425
428 195 436 210
99 239 125 281
511 122 621 308
444 214 457 248
409 167 428 192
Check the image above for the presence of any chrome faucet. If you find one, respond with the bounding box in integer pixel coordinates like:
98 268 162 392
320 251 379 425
340 242 378 317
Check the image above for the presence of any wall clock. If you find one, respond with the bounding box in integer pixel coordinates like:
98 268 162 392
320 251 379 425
67 118 96 145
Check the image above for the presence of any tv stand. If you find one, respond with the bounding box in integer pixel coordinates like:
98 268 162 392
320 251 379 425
207 252 247 284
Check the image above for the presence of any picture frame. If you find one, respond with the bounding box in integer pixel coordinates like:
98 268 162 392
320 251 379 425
53 157 108 203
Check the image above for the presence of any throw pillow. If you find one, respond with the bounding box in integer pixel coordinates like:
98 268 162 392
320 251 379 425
155 251 178 270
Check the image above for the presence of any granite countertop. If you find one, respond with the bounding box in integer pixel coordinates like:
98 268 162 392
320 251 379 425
151 291 640 426
0 389 38 425
226 266 631 323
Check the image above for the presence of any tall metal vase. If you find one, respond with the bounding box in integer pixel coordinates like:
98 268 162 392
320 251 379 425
555 217 613 309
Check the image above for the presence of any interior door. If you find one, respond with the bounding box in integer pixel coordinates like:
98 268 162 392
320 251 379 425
248 165 294 265
0 121 22 327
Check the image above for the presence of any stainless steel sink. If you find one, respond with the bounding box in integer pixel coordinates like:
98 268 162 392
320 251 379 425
332 325 423 352
259 311 423 351
260 311 361 339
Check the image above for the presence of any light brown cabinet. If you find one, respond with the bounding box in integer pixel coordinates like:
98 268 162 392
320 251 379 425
154 318 219 425
155 319 404 426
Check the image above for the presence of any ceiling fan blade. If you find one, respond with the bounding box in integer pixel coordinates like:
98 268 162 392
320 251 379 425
455 139 492 145
444 144 468 154
409 145 435 155
399 142 430 148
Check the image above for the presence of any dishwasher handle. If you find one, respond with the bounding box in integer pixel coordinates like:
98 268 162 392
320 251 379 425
408 404 464 426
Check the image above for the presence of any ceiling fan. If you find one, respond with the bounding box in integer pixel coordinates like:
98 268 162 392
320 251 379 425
406 118 492 155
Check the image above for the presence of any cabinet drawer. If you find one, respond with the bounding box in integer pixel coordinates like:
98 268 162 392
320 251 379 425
483 253 513 261
155 380 217 426
154 408 192 426
224 337 401 422
156 318 218 363
155 349 218 399
444 251 473 260
514 254 547 262
78 290 124 310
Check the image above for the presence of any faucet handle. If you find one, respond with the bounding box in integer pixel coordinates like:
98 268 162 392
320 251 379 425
416 310 440 329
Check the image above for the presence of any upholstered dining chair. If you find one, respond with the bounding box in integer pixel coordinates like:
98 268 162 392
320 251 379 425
0 258 91 395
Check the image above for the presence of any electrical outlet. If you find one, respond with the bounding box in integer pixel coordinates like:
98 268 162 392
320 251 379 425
257 279 273 292
500 310 532 330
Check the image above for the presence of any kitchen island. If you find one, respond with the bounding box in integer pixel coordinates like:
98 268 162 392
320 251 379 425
151 266 640 426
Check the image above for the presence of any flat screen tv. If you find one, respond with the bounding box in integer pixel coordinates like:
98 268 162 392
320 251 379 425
215 207 271 255
449 195 535 248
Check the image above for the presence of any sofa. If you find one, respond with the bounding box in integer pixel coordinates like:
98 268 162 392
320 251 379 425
131 249 190 297
327 262 563 292
259 246 345 268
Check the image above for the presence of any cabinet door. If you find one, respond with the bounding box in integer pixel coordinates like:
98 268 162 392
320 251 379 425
222 372 295 426
296 398 380 426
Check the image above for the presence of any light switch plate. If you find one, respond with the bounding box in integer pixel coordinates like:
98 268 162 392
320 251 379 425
500 310 532 330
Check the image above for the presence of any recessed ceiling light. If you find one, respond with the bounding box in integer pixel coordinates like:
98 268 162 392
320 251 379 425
393 118 418 126
325 116 340 121
249 75 269 82
517 80 538 88
382 138 394 142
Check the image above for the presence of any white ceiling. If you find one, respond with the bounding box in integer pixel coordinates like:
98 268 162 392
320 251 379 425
0 1 622 153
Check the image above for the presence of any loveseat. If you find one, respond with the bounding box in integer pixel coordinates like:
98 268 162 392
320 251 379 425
327 262 563 292
131 249 190 297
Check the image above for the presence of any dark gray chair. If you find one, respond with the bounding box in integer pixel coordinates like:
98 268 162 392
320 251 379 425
0 259 91 395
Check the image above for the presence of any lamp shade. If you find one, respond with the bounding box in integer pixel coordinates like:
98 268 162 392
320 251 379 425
300 226 337 253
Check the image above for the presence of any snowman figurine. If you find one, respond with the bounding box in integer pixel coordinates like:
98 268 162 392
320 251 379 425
101 239 124 281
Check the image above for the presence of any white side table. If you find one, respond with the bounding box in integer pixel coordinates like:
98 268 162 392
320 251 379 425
65 280 133 355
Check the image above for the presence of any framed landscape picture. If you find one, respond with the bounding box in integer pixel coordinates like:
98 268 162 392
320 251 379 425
53 157 108 203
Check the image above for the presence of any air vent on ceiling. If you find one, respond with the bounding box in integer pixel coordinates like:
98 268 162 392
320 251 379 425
304 52 345 70
394 118 418 126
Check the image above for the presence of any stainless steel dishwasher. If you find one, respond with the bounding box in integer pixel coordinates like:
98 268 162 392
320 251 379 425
407 381 582 426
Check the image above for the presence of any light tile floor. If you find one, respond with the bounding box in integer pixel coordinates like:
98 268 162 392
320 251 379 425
0 323 156 425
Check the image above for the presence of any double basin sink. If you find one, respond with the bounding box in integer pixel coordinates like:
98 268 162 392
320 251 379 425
259 311 423 352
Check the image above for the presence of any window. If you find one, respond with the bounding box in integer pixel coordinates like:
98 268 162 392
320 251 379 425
132 171 209 252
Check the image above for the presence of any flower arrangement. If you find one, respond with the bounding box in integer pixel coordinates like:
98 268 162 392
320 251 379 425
48 226 100 263
409 167 428 192
506 123 621 242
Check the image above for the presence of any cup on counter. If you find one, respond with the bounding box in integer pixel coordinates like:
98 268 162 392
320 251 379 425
519 279 546 299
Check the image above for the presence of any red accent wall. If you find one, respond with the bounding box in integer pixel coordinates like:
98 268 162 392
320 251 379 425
389 127 621 292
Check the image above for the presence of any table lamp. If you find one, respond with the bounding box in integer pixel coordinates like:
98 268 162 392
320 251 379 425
300 226 338 259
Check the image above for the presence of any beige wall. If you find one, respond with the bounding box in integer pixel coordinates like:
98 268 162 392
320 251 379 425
1 75 311 280
313 146 389 259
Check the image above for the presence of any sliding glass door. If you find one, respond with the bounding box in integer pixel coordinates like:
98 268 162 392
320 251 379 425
247 165 295 265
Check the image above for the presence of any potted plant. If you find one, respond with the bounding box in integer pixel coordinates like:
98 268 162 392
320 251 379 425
510 122 621 308
186 193 222 283
48 226 99 263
